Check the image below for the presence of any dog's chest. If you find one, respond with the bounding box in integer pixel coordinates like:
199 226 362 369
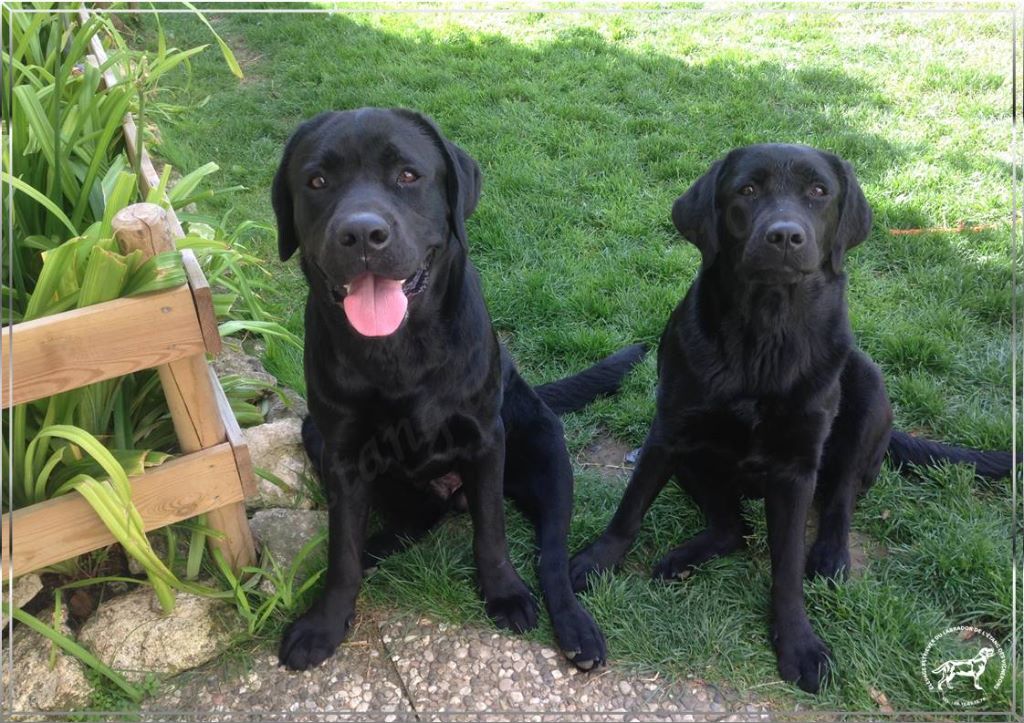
679 395 835 496
348 405 485 482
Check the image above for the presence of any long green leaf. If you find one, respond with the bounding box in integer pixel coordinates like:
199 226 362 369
99 171 138 240
217 320 302 348
68 88 133 229
32 425 131 499
21 239 78 321
77 245 129 308
179 1 244 79
1 171 77 236
167 161 219 207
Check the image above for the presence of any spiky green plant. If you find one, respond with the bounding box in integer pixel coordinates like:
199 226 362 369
1 5 297 619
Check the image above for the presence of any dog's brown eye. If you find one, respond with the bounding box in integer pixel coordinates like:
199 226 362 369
738 184 755 196
809 184 828 197
397 169 419 185
308 175 327 190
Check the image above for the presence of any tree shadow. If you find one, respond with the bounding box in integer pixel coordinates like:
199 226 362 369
151 7 1015 430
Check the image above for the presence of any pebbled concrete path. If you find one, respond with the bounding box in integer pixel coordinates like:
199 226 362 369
142 608 771 722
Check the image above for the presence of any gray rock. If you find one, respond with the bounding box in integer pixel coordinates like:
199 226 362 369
249 508 327 585
2 573 43 627
212 340 277 388
243 417 314 509
211 337 309 424
2 605 93 714
77 588 237 681
263 386 308 424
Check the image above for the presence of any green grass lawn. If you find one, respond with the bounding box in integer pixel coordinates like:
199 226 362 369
141 4 1017 715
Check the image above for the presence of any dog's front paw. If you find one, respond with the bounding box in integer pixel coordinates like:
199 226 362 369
484 585 540 634
569 537 626 593
278 609 353 671
651 547 703 582
551 603 607 672
773 626 833 694
805 539 851 582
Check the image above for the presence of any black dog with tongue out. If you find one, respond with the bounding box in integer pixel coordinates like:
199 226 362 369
272 107 645 672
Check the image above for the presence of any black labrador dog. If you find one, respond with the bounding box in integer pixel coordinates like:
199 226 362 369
570 144 1015 693
273 107 645 672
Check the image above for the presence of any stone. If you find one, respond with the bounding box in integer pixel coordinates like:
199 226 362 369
211 340 277 388
243 417 314 509
248 508 327 585
77 588 236 681
1 573 43 627
211 340 309 424
2 605 93 714
263 386 308 424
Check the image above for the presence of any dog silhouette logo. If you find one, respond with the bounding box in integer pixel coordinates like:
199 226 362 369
932 646 995 691
921 627 1006 707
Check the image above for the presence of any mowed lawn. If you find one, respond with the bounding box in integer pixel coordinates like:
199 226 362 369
145 4 1017 714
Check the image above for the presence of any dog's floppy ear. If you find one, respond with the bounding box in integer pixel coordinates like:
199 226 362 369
827 155 872 274
672 159 724 267
395 109 482 249
272 113 334 262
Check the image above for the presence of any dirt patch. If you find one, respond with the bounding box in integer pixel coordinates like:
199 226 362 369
575 434 636 482
848 529 889 574
805 512 889 578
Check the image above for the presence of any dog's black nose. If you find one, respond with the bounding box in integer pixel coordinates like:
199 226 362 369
766 222 804 247
339 212 390 248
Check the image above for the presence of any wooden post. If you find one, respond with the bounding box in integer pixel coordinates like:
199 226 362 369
112 203 256 570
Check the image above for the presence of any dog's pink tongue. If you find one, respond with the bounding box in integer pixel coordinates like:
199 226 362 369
342 273 408 337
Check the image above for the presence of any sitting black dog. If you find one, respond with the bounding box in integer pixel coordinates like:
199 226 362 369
569 144 1014 693
272 107 645 672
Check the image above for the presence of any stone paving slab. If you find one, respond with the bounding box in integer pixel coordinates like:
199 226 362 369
377 614 771 723
138 608 773 722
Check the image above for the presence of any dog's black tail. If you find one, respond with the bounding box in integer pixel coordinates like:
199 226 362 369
887 430 1016 481
534 343 647 416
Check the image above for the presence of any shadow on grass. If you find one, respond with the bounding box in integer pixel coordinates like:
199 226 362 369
161 10 1013 341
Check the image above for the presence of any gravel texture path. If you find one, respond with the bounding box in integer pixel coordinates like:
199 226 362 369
141 609 772 722
141 613 412 722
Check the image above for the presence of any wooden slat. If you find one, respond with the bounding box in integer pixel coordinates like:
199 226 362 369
113 202 257 571
1 444 243 580
182 249 222 355
204 504 256 571
159 352 257 569
209 366 257 499
110 206 219 356
80 10 119 92
0 285 206 409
